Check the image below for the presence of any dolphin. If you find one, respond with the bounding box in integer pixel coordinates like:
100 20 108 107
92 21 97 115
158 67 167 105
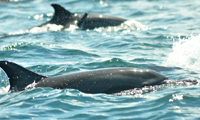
0 4 127 38
0 61 168 94
38 4 127 30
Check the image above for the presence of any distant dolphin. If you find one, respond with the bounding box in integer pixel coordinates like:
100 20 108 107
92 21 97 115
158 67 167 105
0 4 127 38
38 4 127 30
0 61 168 94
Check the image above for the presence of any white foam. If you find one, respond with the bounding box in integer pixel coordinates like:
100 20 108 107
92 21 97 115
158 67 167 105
163 34 200 72
6 24 66 36
94 19 149 32
0 85 10 94
29 24 64 33
6 23 80 36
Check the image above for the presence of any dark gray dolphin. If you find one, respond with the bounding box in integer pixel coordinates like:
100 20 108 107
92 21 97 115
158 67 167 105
0 4 127 38
0 61 168 94
38 4 127 30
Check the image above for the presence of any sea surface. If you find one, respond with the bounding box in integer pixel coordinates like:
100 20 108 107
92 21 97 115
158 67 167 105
0 0 200 119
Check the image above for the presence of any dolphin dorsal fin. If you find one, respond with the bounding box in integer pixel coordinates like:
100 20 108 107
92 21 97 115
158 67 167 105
50 4 73 25
77 13 88 29
0 61 47 92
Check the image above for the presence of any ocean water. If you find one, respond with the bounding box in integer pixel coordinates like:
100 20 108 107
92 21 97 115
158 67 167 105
0 0 200 119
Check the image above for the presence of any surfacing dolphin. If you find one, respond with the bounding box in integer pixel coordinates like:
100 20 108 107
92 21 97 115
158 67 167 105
0 4 127 38
38 4 127 30
0 61 169 94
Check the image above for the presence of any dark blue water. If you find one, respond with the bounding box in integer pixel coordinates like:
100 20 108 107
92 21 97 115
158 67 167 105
0 0 200 119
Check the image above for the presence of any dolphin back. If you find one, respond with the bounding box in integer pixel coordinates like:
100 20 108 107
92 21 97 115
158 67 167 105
35 68 168 94
0 61 168 94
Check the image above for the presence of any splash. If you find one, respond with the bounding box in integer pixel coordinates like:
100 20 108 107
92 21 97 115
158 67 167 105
25 81 38 90
94 19 149 32
29 24 78 32
114 79 198 96
0 85 9 94
0 24 77 38
29 24 64 33
163 34 200 72
114 85 163 96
